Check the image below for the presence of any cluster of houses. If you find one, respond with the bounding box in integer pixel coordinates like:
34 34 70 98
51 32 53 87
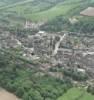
24 20 45 29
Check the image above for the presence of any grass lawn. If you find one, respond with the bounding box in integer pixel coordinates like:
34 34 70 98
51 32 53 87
58 88 94 100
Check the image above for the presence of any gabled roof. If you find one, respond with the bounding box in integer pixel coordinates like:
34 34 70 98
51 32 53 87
80 7 94 16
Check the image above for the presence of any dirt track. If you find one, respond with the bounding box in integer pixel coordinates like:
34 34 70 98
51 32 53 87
0 89 19 100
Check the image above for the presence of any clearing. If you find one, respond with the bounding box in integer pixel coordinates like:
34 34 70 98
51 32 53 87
58 88 94 100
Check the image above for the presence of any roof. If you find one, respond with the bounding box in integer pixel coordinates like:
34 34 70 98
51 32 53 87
80 7 94 16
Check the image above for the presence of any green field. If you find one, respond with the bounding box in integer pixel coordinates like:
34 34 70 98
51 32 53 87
5 0 93 21
0 0 94 22
0 0 94 31
58 88 94 100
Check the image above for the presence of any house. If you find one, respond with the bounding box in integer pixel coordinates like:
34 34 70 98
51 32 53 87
24 21 39 29
77 68 86 73
24 21 45 29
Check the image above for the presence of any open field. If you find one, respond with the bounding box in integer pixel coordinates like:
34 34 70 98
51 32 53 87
0 0 93 21
0 0 94 31
58 88 94 100
4 0 92 21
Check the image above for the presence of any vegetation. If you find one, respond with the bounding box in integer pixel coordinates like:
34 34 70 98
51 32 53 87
63 68 88 81
0 0 94 33
87 85 94 95
58 88 94 100
49 66 88 81
0 51 72 100
41 16 94 33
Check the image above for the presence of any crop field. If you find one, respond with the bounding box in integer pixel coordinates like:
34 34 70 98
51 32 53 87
58 88 94 100
4 0 93 21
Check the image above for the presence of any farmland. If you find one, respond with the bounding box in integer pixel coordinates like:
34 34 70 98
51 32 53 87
0 0 93 33
2 0 93 22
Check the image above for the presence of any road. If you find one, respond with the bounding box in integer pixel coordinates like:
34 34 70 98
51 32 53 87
52 34 67 56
